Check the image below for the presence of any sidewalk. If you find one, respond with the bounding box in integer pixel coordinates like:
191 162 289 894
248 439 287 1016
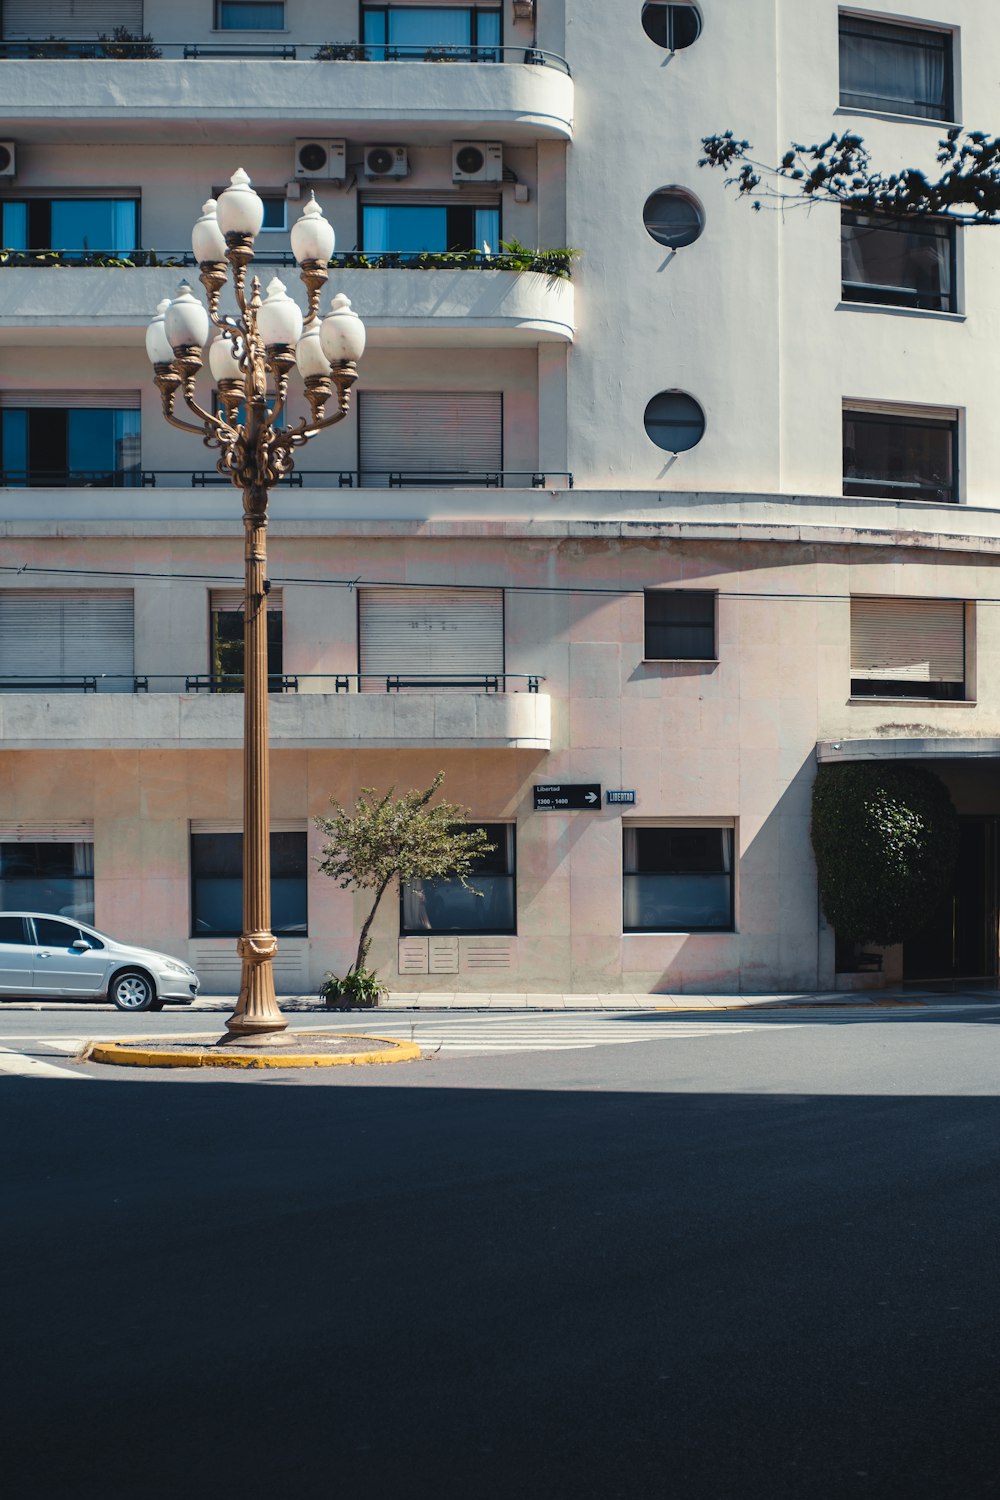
190 986 1000 1013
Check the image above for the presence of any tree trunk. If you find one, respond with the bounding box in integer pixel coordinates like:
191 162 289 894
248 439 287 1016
353 874 394 975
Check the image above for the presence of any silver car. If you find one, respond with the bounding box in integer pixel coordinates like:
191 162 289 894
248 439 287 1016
0 912 200 1012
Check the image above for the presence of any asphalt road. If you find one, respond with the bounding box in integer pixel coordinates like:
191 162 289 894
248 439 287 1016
4 1006 1000 1499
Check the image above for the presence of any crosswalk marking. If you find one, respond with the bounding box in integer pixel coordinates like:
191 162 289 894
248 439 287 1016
316 1016 797 1055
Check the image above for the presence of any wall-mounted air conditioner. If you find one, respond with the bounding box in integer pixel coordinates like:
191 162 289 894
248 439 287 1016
363 145 409 179
294 140 347 180
0 142 16 178
452 142 503 183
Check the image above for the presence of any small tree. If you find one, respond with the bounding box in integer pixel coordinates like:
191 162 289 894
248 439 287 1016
98 27 162 59
315 772 493 1004
811 762 959 949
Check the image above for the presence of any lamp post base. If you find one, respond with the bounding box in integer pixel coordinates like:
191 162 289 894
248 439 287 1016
224 932 288 1038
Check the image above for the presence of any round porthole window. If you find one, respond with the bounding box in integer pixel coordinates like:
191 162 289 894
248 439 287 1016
644 392 706 453
641 2 702 50
642 188 705 248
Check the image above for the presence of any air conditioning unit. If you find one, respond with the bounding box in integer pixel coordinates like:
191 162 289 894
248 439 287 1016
0 142 16 178
363 145 409 180
452 141 503 183
294 139 346 181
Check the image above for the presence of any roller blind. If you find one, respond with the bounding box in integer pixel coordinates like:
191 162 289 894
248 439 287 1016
358 586 504 685
190 820 304 835
0 590 134 688
358 392 503 484
2 2 143 38
0 821 93 841
0 390 140 409
850 597 965 682
210 588 283 612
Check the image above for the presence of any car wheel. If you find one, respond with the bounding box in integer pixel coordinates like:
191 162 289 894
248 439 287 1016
110 970 157 1012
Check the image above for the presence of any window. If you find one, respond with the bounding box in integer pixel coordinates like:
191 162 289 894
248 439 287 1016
0 840 95 922
401 824 515 935
643 391 705 453
260 195 287 231
357 586 504 688
850 596 967 700
0 395 141 488
623 825 734 933
361 202 500 257
363 5 501 60
642 189 705 249
358 390 503 486
190 830 307 937
2 3 143 43
216 1 284 29
0 590 134 691
644 591 716 660
34 916 103 950
842 210 956 312
210 589 283 691
641 3 702 51
839 13 954 121
1 198 139 258
843 407 957 504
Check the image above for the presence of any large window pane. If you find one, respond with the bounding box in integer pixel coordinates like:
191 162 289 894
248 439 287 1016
623 827 733 933
839 16 952 121
1 407 140 487
211 604 283 690
191 831 306 937
361 203 499 256
842 211 955 312
362 6 500 59
0 842 94 922
50 200 137 257
217 2 284 29
843 411 956 503
401 824 515 934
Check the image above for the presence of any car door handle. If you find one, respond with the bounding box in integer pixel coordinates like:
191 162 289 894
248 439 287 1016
37 950 50 957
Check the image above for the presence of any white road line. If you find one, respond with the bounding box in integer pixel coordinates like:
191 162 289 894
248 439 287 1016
0 1049 88 1080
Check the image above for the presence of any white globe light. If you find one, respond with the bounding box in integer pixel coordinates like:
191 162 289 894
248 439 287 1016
319 293 366 363
164 281 210 351
290 193 335 265
257 276 304 348
192 199 227 264
295 322 332 379
216 168 265 238
145 298 174 366
209 334 244 382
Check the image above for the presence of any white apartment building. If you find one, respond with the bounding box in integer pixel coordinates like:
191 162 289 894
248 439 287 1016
2 1 1000 994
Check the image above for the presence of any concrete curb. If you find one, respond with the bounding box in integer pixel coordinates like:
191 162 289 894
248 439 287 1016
86 1033 422 1069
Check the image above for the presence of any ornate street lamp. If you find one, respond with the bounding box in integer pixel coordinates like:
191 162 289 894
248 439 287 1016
146 169 366 1040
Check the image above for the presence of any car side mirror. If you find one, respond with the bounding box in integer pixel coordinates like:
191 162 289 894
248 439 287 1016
72 938 92 951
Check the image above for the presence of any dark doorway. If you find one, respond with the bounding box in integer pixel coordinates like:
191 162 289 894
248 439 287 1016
904 815 1000 982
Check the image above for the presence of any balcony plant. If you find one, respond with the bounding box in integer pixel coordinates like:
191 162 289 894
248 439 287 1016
98 27 162 58
312 42 367 60
316 772 492 1008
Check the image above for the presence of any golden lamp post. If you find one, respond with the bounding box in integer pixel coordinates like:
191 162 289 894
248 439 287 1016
145 168 365 1040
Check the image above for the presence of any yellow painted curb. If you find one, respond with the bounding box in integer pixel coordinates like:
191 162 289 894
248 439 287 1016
87 1034 421 1070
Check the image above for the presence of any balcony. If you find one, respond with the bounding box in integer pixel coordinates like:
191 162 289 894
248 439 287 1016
0 265 575 347
0 49 574 144
0 680 552 750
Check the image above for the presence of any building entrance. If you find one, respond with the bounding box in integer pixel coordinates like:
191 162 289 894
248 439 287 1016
904 816 1000 983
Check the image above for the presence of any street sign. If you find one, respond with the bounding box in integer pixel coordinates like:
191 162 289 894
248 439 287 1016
533 783 602 811
606 790 636 806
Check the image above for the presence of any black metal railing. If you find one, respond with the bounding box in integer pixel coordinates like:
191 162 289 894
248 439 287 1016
0 469 573 490
0 248 575 276
0 672 544 695
0 40 571 72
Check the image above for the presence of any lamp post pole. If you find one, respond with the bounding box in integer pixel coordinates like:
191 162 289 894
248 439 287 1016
146 170 365 1039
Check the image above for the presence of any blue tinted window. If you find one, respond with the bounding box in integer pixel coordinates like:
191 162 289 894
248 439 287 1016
362 6 500 58
217 2 284 28
191 832 306 936
50 200 137 255
362 204 500 254
2 202 28 249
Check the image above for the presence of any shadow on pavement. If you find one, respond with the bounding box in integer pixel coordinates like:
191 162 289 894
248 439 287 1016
3 1074 1000 1499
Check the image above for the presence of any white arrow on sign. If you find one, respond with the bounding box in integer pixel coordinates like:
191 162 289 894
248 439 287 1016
585 791 598 804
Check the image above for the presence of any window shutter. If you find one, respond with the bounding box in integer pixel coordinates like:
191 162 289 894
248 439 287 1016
358 586 504 686
0 591 134 688
850 597 965 682
358 392 503 484
0 390 140 409
210 588 283 612
189 820 304 835
0 821 94 842
2 2 143 38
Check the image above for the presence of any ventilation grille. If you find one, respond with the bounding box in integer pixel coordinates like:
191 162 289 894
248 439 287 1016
461 939 513 971
189 942 309 992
